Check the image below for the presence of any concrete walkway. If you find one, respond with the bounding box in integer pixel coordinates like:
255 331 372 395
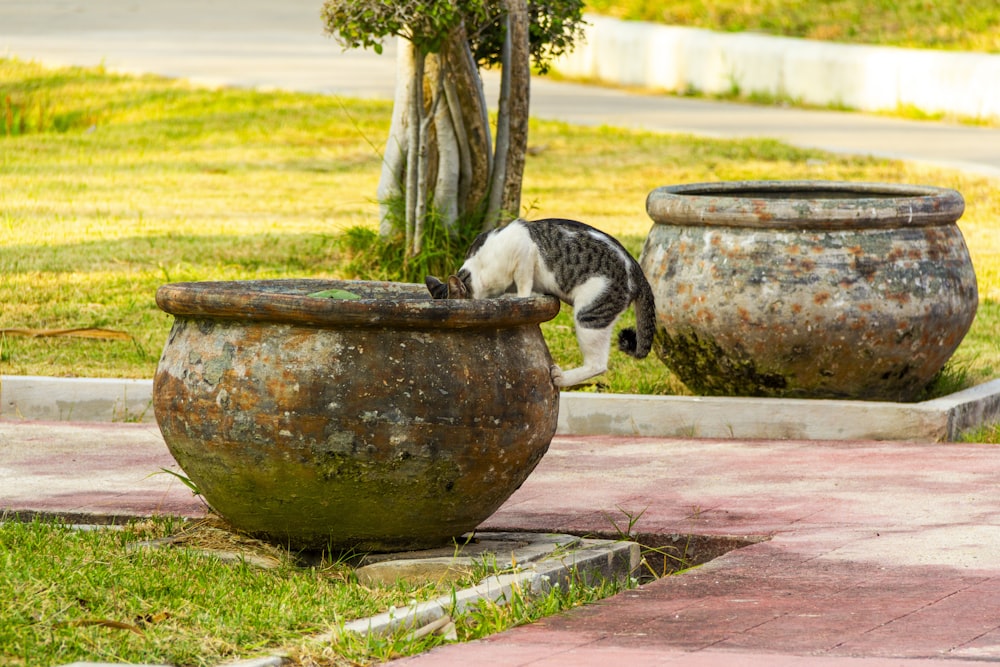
4 419 1000 666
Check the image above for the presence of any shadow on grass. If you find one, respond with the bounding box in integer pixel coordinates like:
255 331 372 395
0 231 345 276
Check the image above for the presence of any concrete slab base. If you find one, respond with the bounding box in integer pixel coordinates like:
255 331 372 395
4 375 1000 442
354 532 604 586
332 533 640 638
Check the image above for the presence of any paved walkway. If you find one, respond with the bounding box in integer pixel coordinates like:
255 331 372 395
4 420 1000 666
4 3 1000 666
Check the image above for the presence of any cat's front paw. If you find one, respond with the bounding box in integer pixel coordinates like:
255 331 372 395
550 364 567 388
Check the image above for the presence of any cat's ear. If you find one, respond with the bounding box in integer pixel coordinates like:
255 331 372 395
447 274 471 299
425 275 449 299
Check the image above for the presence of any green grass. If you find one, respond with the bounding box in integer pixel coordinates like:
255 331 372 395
585 0 1000 53
0 518 628 666
960 422 1000 444
0 518 425 666
1 57 998 404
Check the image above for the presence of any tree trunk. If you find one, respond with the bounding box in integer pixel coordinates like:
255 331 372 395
484 14 513 229
500 0 531 222
377 9 533 249
484 0 531 229
377 37 415 237
443 25 492 222
442 67 473 223
414 60 444 254
405 48 425 253
428 53 460 232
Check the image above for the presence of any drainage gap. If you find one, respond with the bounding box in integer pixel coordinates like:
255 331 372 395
583 531 768 581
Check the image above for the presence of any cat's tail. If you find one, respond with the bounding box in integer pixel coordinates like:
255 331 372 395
617 270 656 359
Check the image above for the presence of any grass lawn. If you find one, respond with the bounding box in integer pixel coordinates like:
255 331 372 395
1 58 998 402
0 518 624 666
584 0 1000 53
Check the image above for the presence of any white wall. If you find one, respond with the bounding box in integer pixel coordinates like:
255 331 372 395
554 15 1000 121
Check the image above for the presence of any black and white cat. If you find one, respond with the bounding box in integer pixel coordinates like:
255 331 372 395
426 217 656 387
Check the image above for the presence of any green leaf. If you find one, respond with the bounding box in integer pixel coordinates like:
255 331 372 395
307 288 363 300
155 467 201 496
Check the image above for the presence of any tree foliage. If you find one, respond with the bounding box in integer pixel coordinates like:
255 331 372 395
468 0 588 73
321 0 483 54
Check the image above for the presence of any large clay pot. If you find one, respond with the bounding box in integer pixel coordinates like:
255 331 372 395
153 279 560 551
641 180 978 401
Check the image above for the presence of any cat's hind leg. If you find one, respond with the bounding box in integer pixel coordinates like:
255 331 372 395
550 325 614 387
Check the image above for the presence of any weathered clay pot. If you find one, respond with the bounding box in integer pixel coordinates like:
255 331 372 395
641 180 978 401
153 279 560 551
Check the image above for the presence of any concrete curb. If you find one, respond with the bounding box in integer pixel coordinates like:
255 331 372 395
4 375 1000 442
557 380 1000 442
554 14 1000 121
1 376 155 424
332 534 638 639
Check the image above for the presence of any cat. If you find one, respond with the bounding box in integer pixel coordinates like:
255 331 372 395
426 217 656 387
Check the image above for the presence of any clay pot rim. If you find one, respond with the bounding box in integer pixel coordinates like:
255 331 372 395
646 180 965 229
155 279 561 329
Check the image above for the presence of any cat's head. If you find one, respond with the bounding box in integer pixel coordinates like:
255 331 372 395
425 273 471 299
426 224 510 300
450 227 505 298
